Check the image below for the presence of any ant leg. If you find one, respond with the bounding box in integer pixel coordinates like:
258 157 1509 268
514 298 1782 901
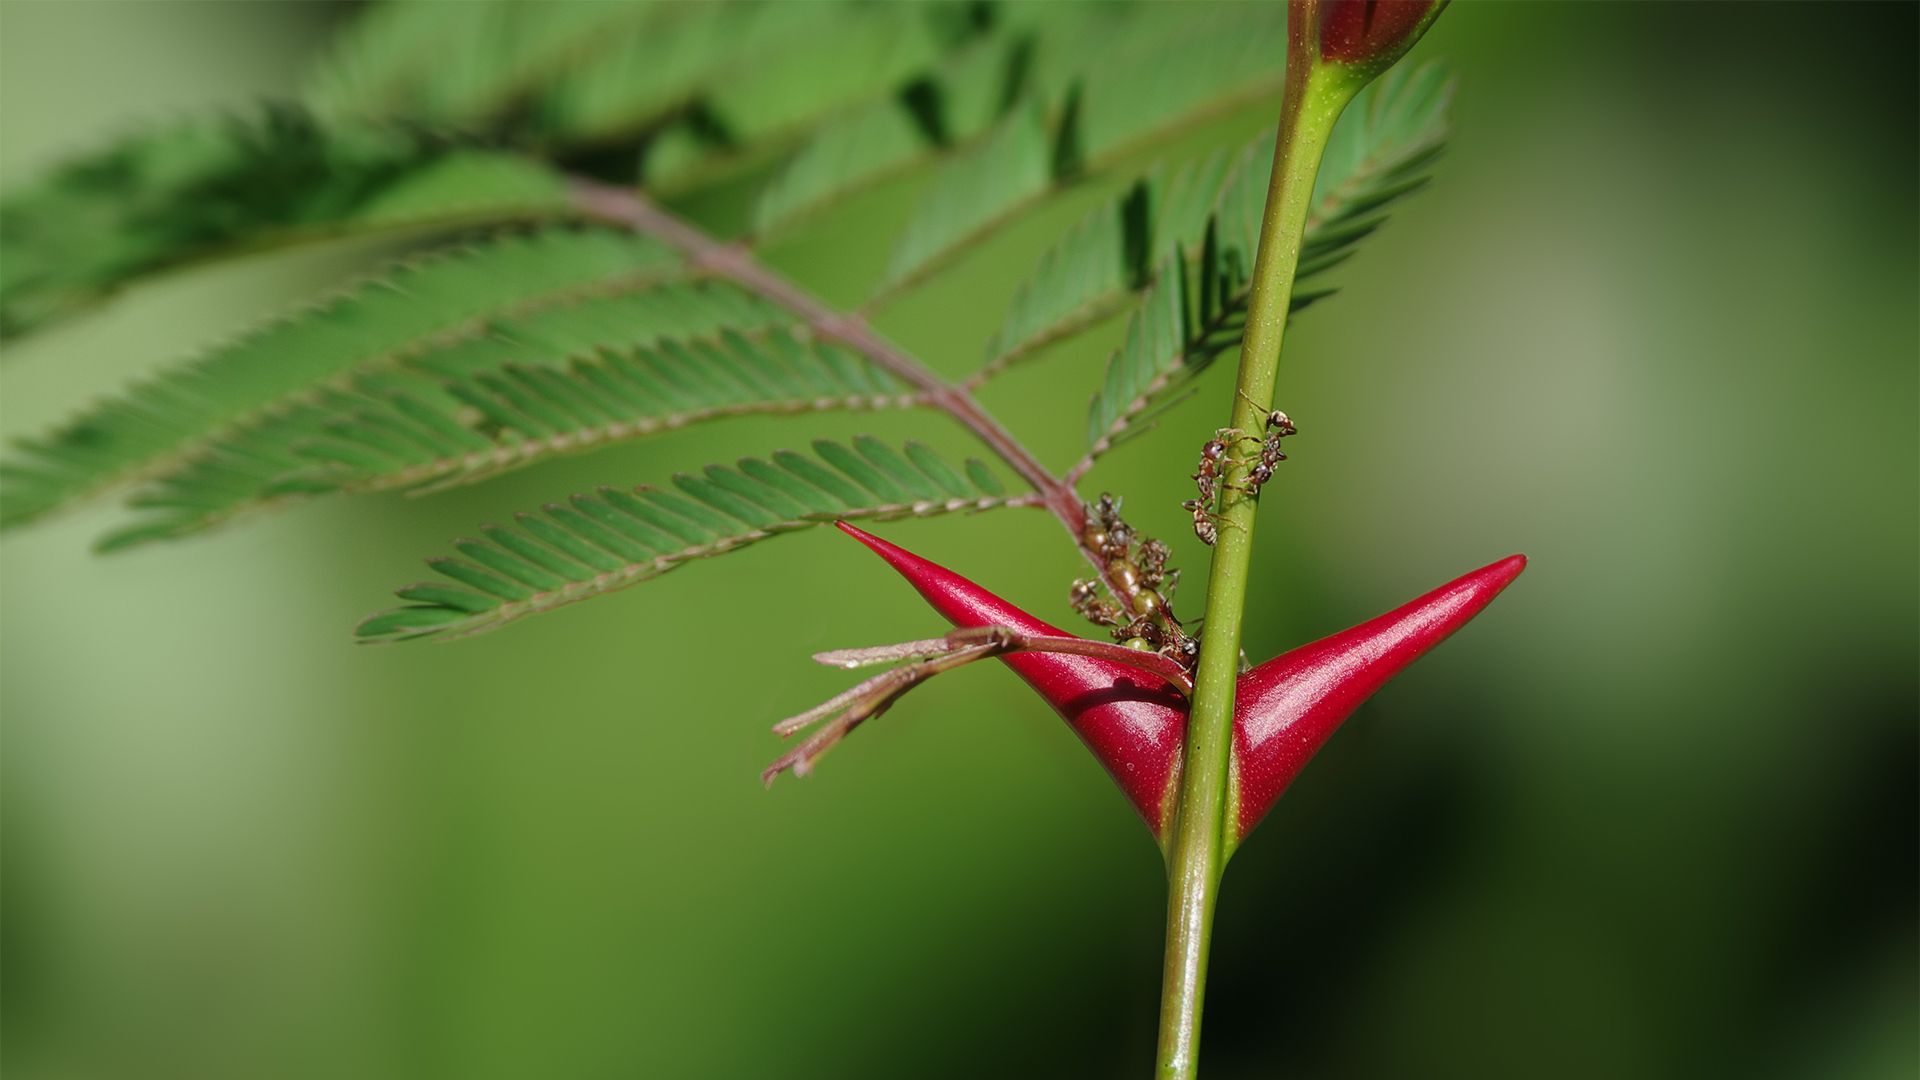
1234 388 1297 436
1234 387 1272 424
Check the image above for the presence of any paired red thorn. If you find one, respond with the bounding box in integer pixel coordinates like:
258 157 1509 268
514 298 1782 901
830 522 1524 842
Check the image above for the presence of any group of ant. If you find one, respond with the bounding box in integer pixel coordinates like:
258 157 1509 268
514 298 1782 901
1069 494 1199 668
1063 403 1295 672
1183 397 1297 546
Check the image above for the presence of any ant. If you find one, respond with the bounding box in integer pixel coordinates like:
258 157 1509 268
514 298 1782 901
1185 428 1249 546
1137 538 1175 597
1113 613 1199 673
1191 429 1238 504
1083 492 1135 561
1181 498 1220 546
1180 496 1248 547
1069 578 1125 630
1229 391 1298 498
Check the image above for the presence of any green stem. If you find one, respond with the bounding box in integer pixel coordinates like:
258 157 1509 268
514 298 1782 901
1153 59 1359 1080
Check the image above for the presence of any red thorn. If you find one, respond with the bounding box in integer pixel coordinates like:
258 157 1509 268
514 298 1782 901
1231 554 1526 839
834 524 1525 845
836 522 1186 834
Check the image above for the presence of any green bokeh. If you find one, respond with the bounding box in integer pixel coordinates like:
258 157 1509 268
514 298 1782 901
2 4 1913 1078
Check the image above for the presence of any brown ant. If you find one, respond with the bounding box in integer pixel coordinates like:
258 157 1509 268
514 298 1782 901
1114 614 1164 649
1137 538 1175 597
1083 492 1137 561
1191 428 1238 504
1172 635 1199 666
1069 578 1125 630
1234 388 1297 435
1186 428 1253 546
1114 615 1199 674
1227 392 1298 499
1180 498 1245 547
1181 498 1219 546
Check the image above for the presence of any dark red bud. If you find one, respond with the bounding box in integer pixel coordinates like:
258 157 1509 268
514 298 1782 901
1232 554 1526 839
836 522 1186 834
1317 0 1441 66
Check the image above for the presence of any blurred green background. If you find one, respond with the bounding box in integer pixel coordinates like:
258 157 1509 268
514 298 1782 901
2 3 1914 1078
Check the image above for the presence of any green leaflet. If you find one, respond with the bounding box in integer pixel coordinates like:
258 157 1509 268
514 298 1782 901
676 3 948 147
1077 63 1455 459
751 34 1018 239
879 98 1054 292
356 440 1027 642
118 330 921 548
981 150 1235 376
308 0 659 128
344 151 572 229
532 3 786 147
95 288 804 550
988 63 1454 380
543 1 953 163
745 0 1141 238
0 227 686 532
753 101 935 238
870 3 1294 300
310 0 972 188
1063 3 1290 166
1081 250 1233 457
0 107 572 339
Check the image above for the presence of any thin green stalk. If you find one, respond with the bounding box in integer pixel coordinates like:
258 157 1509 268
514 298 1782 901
1153 59 1362 1080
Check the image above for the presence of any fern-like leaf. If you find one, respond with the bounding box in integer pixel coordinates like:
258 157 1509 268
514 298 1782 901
979 149 1237 378
880 98 1055 292
871 3 1291 300
1052 3 1289 166
0 227 702 531
1079 65 1453 461
744 0 1131 240
751 33 1018 239
93 283 797 549
0 107 571 339
356 438 1030 642
116 329 924 548
544 2 953 169
987 63 1453 382
1080 246 1243 459
307 0 658 129
665 3 950 150
309 0 968 192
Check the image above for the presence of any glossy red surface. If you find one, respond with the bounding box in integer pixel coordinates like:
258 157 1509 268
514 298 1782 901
837 522 1187 834
838 523 1524 846
1318 0 1437 64
1231 554 1526 838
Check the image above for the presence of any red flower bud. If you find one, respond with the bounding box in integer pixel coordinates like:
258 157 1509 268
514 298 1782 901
836 523 1188 833
1231 553 1526 839
1304 0 1446 73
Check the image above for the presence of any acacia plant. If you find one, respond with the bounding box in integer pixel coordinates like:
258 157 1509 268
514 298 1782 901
0 1 1523 1073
